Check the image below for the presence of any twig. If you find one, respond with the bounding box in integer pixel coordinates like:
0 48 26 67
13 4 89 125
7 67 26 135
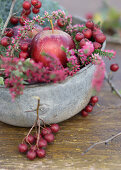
105 72 121 99
1 0 16 38
82 131 121 155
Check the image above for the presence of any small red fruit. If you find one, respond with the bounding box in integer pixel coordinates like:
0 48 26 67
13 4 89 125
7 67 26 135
44 133 55 143
19 51 29 59
92 30 101 39
75 32 84 41
34 133 42 140
93 42 101 49
36 149 46 158
19 16 27 26
79 38 89 48
25 135 35 144
41 127 52 136
27 150 36 160
89 102 95 107
86 20 94 29
18 143 28 153
34 1 42 8
10 16 19 25
95 33 106 44
23 1 31 10
90 96 98 103
30 145 37 151
38 138 47 148
22 9 31 16
57 18 65 27
32 7 40 14
81 110 88 117
82 29 92 39
50 124 60 133
85 105 93 113
110 64 119 72
31 0 39 6
4 28 14 37
0 36 10 47
20 43 29 52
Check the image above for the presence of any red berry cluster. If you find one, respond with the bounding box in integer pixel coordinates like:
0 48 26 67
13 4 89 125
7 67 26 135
81 96 98 117
10 0 42 26
19 42 29 59
74 20 106 50
18 124 60 160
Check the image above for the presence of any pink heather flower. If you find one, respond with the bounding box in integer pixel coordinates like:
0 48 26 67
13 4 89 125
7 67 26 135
92 54 106 91
82 41 94 56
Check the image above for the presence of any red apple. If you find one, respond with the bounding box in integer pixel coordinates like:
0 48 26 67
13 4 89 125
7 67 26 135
30 30 75 67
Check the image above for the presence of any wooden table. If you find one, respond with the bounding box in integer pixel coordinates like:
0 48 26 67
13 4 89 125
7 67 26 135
0 42 121 169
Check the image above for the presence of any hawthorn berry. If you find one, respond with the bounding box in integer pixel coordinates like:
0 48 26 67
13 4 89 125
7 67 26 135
86 20 94 29
27 150 36 160
85 105 93 113
110 64 119 72
31 0 39 6
18 143 28 153
95 33 106 44
90 96 98 103
23 1 31 10
93 42 101 49
38 138 47 148
79 38 89 48
57 18 65 27
32 7 40 14
34 1 42 8
10 16 19 25
20 43 29 52
44 133 55 143
22 9 31 16
81 110 88 117
41 127 52 136
50 124 60 133
30 145 37 151
36 149 46 158
4 28 14 37
82 29 92 39
75 32 84 41
25 135 35 144
0 36 10 47
19 51 29 59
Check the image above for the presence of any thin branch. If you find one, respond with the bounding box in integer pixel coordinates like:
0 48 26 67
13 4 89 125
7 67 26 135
105 72 121 99
82 131 121 155
1 0 16 38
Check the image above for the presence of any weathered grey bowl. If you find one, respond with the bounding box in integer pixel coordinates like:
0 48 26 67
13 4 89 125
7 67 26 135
0 16 106 127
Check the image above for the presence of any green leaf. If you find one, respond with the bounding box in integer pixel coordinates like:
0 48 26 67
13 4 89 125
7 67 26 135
113 90 121 95
0 77 4 85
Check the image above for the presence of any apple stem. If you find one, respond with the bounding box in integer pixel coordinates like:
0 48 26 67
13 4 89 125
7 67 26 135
50 19 54 33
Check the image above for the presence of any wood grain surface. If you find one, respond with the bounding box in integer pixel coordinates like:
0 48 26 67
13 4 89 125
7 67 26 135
0 43 121 170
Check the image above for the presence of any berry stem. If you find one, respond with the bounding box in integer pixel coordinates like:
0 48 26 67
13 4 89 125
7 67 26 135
82 131 121 155
0 0 16 38
105 72 121 99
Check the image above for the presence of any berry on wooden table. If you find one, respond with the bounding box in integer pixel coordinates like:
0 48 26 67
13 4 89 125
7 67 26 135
27 150 36 160
18 143 28 153
81 110 88 117
36 149 46 158
41 127 52 136
110 64 119 72
44 133 55 143
90 96 98 104
85 105 93 113
50 124 60 133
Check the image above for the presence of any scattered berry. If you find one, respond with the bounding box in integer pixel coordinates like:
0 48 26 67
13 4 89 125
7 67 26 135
90 96 98 103
50 124 60 133
36 149 46 158
44 133 55 143
27 150 36 160
0 36 10 47
85 105 93 113
18 143 28 153
110 64 119 72
23 1 31 10
81 110 88 117
75 32 84 41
